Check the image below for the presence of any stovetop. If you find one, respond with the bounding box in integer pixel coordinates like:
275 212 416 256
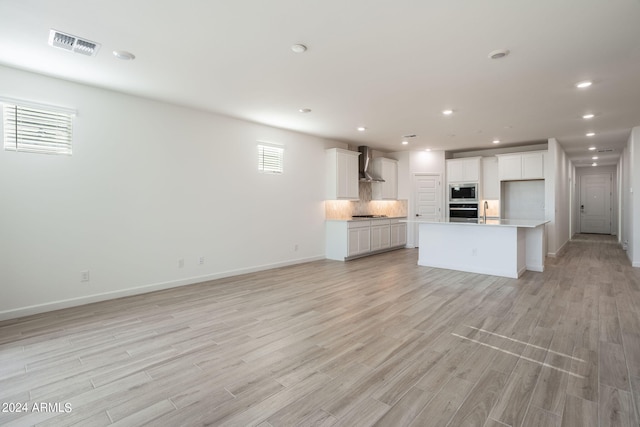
351 215 388 218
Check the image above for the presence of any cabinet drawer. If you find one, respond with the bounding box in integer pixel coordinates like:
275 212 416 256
348 220 371 229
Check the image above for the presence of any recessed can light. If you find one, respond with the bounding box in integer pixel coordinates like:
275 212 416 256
492 139 500 144
291 44 307 53
582 114 595 119
588 147 596 151
586 132 595 137
357 127 366 132
401 141 409 145
425 148 431 152
442 109 453 115
576 81 592 89
592 156 599 160
592 162 598 166
488 49 510 59
113 50 135 60
298 108 311 113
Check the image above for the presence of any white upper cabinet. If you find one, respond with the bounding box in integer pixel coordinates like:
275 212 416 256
522 152 544 179
371 157 398 200
446 157 481 183
497 151 545 181
326 148 360 200
481 156 500 200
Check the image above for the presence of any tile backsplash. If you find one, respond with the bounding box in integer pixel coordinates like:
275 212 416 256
325 183 408 219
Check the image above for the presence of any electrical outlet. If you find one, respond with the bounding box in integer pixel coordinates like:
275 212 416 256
198 256 205 265
178 258 184 268
81 270 90 282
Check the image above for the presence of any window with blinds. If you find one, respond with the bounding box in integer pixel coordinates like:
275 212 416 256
258 144 284 174
2 102 74 155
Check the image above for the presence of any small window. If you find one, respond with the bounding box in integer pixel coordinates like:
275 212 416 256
258 144 283 174
2 101 74 155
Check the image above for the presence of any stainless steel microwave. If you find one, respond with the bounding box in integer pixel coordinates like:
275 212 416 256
449 183 478 202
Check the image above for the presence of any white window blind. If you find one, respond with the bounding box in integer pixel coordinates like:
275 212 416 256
258 144 283 174
3 102 74 155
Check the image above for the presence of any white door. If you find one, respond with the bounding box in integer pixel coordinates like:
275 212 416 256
412 174 442 247
580 173 612 234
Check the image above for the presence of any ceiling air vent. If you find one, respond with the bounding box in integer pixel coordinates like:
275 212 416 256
48 29 100 56
597 148 614 153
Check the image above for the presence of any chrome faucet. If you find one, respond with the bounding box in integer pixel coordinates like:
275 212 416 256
483 200 488 223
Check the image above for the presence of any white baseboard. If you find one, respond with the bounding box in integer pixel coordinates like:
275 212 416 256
0 255 324 322
547 239 569 258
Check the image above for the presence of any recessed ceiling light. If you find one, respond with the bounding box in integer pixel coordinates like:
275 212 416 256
442 109 453 115
425 148 431 152
488 49 510 59
291 44 307 53
576 80 592 89
357 127 366 132
592 156 599 160
492 139 500 144
113 50 135 60
582 114 595 119
401 141 409 145
586 132 595 137
298 108 311 113
592 162 598 166
588 147 596 151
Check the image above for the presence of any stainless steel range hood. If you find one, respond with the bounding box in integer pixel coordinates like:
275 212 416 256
358 146 385 182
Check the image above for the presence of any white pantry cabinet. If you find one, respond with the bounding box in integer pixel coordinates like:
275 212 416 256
325 218 407 261
326 148 360 200
446 157 481 183
371 158 398 200
497 152 545 181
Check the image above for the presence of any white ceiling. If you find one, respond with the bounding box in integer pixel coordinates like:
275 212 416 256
1 1 639 167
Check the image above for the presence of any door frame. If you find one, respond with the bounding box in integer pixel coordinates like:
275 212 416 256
578 172 613 235
409 173 443 248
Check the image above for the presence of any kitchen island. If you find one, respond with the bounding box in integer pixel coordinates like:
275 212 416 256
403 218 549 278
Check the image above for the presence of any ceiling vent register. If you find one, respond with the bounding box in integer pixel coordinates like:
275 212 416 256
48 29 100 56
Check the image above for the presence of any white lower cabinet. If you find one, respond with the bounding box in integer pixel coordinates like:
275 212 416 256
390 220 407 247
370 219 391 251
348 221 371 257
326 218 407 261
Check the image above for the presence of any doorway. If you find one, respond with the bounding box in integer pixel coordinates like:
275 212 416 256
411 173 442 247
579 173 612 234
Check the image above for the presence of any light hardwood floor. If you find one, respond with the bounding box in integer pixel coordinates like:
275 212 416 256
1 234 639 426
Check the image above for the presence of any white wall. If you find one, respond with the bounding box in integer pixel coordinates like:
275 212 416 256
546 138 571 257
623 126 640 266
0 65 347 319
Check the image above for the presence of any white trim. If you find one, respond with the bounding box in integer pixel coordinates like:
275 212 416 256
0 255 324 321
547 238 568 258
0 96 77 116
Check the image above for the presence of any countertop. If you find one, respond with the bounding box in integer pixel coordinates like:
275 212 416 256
326 216 407 222
402 218 549 228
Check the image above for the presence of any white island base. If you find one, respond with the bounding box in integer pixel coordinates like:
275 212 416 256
414 219 548 278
